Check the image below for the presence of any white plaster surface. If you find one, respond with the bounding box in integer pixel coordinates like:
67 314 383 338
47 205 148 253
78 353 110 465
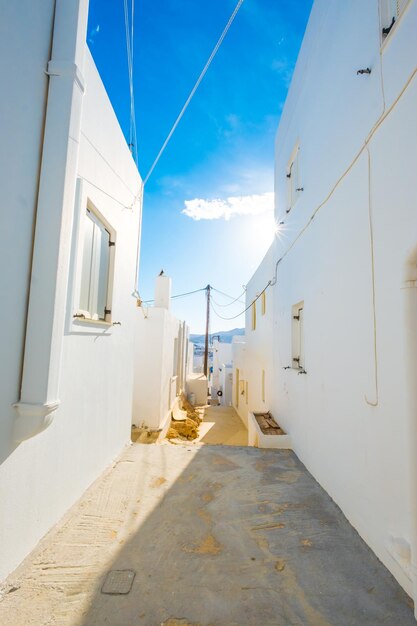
240 0 417 598
0 2 142 581
133 276 190 431
133 308 180 430
186 373 208 406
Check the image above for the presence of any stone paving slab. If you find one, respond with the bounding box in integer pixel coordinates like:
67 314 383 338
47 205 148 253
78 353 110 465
0 443 414 625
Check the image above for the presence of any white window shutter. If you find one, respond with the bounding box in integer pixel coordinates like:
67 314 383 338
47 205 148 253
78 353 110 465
78 208 112 321
299 306 304 369
79 211 95 313
96 224 110 320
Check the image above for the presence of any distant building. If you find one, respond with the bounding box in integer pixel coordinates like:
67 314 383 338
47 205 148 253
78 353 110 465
0 0 142 581
211 337 233 405
237 0 417 611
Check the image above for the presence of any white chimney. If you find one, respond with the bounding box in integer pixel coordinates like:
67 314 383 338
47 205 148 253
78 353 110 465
154 273 171 310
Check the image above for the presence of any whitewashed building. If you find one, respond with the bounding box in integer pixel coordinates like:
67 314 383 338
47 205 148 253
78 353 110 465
211 337 233 404
0 0 142 581
238 0 417 611
133 274 190 436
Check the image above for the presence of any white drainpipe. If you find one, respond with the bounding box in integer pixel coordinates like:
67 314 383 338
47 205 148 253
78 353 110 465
403 255 417 620
13 0 89 442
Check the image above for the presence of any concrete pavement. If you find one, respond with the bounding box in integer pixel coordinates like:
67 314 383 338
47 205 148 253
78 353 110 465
193 404 248 446
0 442 414 625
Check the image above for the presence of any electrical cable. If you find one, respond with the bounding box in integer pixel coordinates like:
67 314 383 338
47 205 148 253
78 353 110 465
211 293 244 308
364 144 379 407
78 175 133 209
80 132 137 197
130 0 137 163
269 64 417 291
142 0 245 186
123 0 138 166
211 286 246 306
141 287 206 304
130 1 245 297
123 0 143 300
131 179 144 299
210 282 271 321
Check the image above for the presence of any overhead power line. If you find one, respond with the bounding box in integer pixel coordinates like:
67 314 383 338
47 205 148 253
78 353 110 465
211 286 246 306
123 0 138 166
143 0 245 186
141 287 206 304
210 282 271 321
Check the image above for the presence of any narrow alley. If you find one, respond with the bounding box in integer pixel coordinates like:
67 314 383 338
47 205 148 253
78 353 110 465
0 416 413 626
188 405 248 446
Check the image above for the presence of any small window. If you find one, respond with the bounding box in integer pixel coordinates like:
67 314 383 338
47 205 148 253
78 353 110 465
251 301 257 330
78 207 114 322
286 144 301 213
381 0 409 37
261 291 266 316
292 301 304 369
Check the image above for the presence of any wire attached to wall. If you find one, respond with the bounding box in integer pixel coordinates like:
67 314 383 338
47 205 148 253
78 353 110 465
78 175 133 209
207 63 417 361
210 282 271 321
364 145 379 407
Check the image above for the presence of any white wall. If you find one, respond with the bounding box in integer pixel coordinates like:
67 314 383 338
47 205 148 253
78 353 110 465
186 373 208 406
187 342 194 377
133 306 181 432
242 246 275 416
0 0 56 479
243 0 417 597
232 337 248 426
193 352 204 373
220 364 233 407
0 1 142 582
211 339 232 403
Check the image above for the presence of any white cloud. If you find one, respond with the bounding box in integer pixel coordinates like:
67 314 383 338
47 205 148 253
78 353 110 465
182 192 274 221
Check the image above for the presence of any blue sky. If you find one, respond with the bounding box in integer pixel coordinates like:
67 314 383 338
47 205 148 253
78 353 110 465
87 0 313 333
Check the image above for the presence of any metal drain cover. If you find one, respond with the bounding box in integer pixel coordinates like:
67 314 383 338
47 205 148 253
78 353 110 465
101 569 136 595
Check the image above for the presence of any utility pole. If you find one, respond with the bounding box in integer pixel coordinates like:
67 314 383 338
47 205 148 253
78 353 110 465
203 284 211 378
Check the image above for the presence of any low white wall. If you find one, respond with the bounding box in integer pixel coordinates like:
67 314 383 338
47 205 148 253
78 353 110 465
247 412 292 450
193 353 204 373
186 374 208 405
133 307 180 431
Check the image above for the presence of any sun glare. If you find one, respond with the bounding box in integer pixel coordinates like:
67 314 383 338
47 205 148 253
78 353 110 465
249 211 276 253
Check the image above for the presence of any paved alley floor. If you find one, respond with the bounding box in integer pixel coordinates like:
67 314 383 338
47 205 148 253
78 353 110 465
193 404 248 446
0 443 414 626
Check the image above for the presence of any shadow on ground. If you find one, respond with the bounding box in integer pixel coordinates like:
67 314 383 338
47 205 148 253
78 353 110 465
76 445 414 626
